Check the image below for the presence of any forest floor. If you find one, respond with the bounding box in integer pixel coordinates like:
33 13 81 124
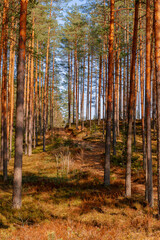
0 121 160 240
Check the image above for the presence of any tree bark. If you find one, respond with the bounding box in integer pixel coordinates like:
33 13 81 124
43 0 52 151
81 47 85 130
1 0 9 181
90 53 93 130
155 0 160 218
86 52 90 121
104 0 114 186
13 0 28 209
125 0 139 197
28 16 34 156
98 54 102 126
140 8 146 171
145 0 153 207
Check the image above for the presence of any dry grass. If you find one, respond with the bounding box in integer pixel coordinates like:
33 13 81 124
0 122 160 240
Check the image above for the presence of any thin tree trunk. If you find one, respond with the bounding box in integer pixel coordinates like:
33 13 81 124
9 19 16 160
95 61 98 119
103 44 105 138
39 58 42 137
134 59 139 151
43 0 52 151
90 53 93 130
75 45 78 130
98 55 102 126
72 51 75 124
140 8 146 171
81 47 85 130
51 45 55 130
35 40 38 146
1 0 9 181
113 62 116 156
68 51 71 128
123 58 126 121
146 0 153 207
28 16 34 156
119 58 122 119
116 48 120 136
155 0 160 218
25 48 30 155
86 52 90 121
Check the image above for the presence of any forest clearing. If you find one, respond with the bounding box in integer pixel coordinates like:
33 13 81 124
1 0 160 239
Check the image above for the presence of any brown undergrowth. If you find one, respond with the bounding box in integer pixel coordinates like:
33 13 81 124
0 121 160 240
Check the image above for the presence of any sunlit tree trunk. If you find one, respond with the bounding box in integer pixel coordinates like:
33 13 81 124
13 0 28 209
95 61 98 119
9 19 16 160
119 58 122 119
146 0 153 207
51 44 55 131
25 47 30 155
113 61 116 156
39 58 42 137
104 0 114 186
98 54 102 126
75 43 78 130
134 59 139 151
155 0 160 218
86 52 90 121
68 51 71 127
43 0 52 151
81 46 85 130
116 48 120 136
35 40 38 146
90 53 93 130
1 0 9 181
140 8 146 170
123 58 126 121
103 44 106 138
125 0 139 197
28 17 34 156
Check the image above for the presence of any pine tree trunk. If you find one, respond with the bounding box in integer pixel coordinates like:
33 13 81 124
134 59 139 151
125 0 139 197
119 58 122 119
1 0 9 181
86 52 90 121
75 45 78 130
104 0 114 186
140 10 146 171
68 51 71 128
98 55 102 126
103 44 106 138
95 61 98 120
113 61 116 156
123 59 126 121
9 19 15 160
28 17 34 156
116 48 120 136
39 58 42 137
13 0 28 209
35 40 38 146
43 0 52 151
90 53 93 130
81 47 85 130
146 0 153 207
25 48 30 155
155 0 160 218
51 45 55 130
